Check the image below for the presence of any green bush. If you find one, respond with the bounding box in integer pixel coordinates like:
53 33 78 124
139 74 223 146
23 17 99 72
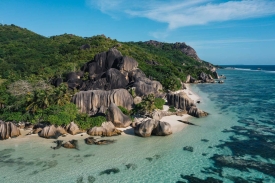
168 106 177 112
133 94 156 115
118 106 130 115
75 113 106 130
154 98 165 110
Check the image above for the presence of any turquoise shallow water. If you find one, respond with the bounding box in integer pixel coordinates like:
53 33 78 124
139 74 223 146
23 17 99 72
1 68 275 183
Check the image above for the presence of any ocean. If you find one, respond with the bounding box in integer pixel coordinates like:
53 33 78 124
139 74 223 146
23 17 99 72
1 66 275 183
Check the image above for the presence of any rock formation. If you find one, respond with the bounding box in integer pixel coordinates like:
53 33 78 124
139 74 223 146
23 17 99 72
151 110 174 121
188 106 208 118
106 103 132 128
87 122 121 136
72 89 133 116
167 92 208 118
0 121 21 140
133 77 163 97
133 118 172 137
63 140 79 149
39 125 61 139
66 122 82 135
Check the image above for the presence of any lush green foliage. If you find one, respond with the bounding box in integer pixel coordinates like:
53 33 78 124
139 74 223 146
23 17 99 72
168 106 177 112
118 106 130 115
75 114 106 130
0 24 214 91
154 98 166 110
0 24 216 126
133 94 156 115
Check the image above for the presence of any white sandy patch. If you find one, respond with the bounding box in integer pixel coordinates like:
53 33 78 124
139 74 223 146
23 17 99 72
160 114 190 133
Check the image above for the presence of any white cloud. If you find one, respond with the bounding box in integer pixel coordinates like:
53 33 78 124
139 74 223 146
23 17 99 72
88 0 275 30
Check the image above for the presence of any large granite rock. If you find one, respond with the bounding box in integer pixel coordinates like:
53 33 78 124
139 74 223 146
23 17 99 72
87 122 121 136
213 71 219 79
151 110 174 121
133 118 172 137
72 89 133 115
167 92 208 118
188 106 208 118
133 77 163 97
87 48 122 80
128 69 146 82
66 122 82 135
39 125 61 139
105 68 128 90
115 56 138 72
167 92 195 111
0 121 21 140
152 121 172 136
106 103 132 128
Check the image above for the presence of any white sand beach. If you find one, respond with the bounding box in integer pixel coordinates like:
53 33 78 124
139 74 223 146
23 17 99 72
118 84 201 135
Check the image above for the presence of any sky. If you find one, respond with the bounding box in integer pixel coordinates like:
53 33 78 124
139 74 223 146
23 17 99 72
0 0 275 65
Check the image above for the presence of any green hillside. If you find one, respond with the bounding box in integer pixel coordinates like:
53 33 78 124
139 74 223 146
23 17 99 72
0 24 214 84
0 24 216 125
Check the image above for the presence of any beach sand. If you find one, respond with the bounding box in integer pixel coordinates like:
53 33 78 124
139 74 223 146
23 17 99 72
118 84 201 135
2 84 201 141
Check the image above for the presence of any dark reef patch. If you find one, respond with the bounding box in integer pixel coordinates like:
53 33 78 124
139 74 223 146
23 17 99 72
99 168 120 175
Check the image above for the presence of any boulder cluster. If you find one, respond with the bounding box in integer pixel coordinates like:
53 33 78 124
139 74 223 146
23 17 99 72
167 92 208 118
0 121 21 140
132 118 172 137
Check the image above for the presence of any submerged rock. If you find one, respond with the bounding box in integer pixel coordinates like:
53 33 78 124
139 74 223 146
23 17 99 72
183 146 194 152
99 168 120 175
106 103 132 128
62 140 79 149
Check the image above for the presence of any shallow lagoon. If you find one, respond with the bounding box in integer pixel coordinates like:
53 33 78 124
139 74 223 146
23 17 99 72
1 69 275 183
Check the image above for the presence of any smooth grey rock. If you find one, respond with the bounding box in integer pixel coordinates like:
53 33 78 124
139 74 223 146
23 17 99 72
106 103 132 128
72 89 133 116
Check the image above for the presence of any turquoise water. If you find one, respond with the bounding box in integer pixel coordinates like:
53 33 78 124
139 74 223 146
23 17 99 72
1 68 275 183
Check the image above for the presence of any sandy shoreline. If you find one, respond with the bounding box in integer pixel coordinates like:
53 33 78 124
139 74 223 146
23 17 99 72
1 84 201 142
117 84 201 135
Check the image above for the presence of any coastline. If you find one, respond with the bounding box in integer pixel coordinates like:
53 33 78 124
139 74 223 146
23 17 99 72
1 84 202 143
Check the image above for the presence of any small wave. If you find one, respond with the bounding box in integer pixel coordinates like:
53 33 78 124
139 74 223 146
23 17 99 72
264 71 275 74
234 68 252 71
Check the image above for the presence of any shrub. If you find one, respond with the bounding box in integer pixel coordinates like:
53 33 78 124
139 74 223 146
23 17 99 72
154 98 165 110
168 106 177 112
118 106 130 115
75 113 106 130
133 94 156 115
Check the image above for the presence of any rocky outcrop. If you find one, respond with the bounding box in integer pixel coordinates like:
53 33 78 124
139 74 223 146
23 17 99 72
151 110 174 121
133 118 172 137
152 121 172 136
72 89 133 116
167 92 196 111
145 40 201 61
0 121 21 140
85 48 123 80
128 69 146 82
87 122 121 136
188 106 208 118
66 122 82 135
106 103 132 128
105 68 128 90
133 77 163 97
115 56 138 72
167 92 208 118
213 71 219 79
63 140 79 149
39 125 61 139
